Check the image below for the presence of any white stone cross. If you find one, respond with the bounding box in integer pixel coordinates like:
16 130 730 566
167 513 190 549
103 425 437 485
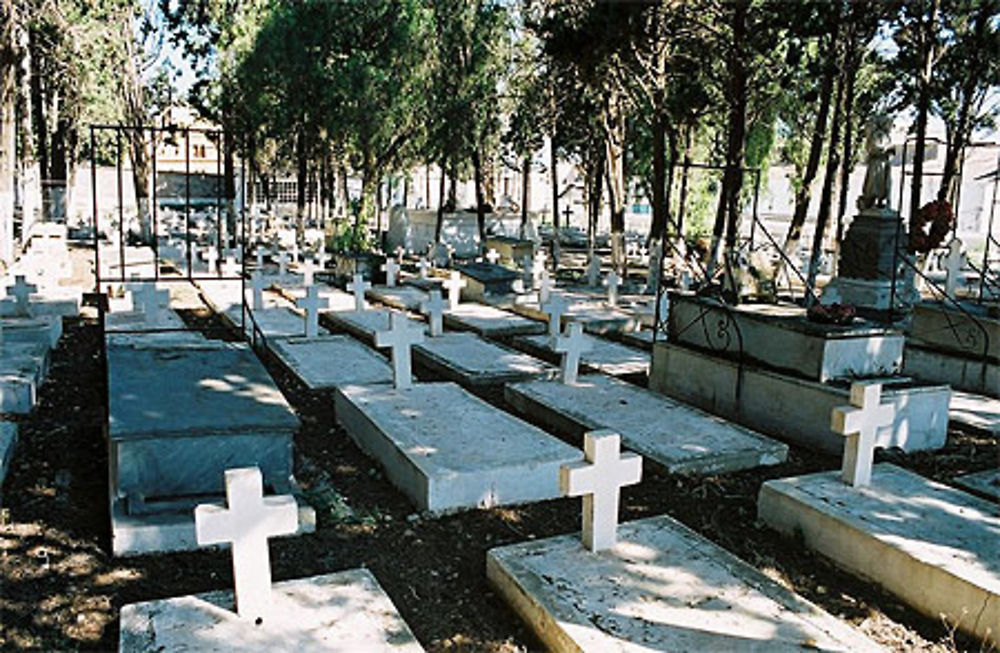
417 258 431 279
944 237 964 298
679 269 692 292
221 256 241 278
560 430 642 552
539 267 552 304
290 241 299 264
302 259 316 287
604 271 621 306
586 254 601 287
395 246 406 262
255 247 265 269
442 271 467 311
204 247 219 275
831 381 895 488
541 293 568 338
277 251 288 277
485 248 500 265
195 467 298 623
420 289 447 337
6 275 37 316
127 282 169 322
381 259 400 287
554 321 591 384
374 312 424 390
347 273 371 312
250 270 265 310
316 248 329 270
295 285 329 338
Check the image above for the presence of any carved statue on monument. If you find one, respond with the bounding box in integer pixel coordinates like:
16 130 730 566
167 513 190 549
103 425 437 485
857 114 894 211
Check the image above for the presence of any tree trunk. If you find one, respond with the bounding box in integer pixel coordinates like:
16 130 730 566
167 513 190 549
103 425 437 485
296 129 308 244
676 122 693 237
472 146 486 248
435 157 446 242
1 0 16 264
520 154 530 238
806 25 848 302
223 129 236 247
120 15 152 242
909 0 940 223
603 93 627 275
834 32 859 273
779 38 837 280
648 96 667 246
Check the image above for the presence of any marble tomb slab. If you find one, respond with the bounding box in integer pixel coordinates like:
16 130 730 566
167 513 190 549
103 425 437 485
367 285 429 311
513 333 649 376
443 303 544 337
326 309 426 346
414 332 554 387
269 335 394 390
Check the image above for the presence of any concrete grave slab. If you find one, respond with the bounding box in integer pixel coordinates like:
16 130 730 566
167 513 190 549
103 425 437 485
367 285 429 312
226 305 309 339
119 569 423 653
455 261 519 299
0 316 62 348
413 332 554 387
326 309 426 346
281 285 357 313
0 422 16 505
948 391 1000 435
618 326 657 350
0 292 79 319
335 382 581 513
506 292 639 335
651 342 951 454
953 469 1000 501
487 514 880 652
0 342 51 414
106 340 309 555
513 333 649 376
904 344 998 398
759 463 999 648
269 335 393 390
443 303 544 337
506 375 787 475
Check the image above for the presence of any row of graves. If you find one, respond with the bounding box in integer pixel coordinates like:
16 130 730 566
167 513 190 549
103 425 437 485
86 202 997 651
0 223 83 504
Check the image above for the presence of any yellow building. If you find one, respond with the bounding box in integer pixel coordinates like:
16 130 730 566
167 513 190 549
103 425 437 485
153 106 223 174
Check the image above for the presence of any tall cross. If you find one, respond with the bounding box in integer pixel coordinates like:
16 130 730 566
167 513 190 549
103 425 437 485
420 289 447 337
541 293 568 338
277 251 288 277
604 271 621 306
250 270 265 310
539 267 552 304
943 237 964 298
346 273 371 312
485 248 500 265
204 247 219 275
560 430 642 552
562 204 573 222
831 382 895 488
195 467 298 623
586 254 601 287
295 285 329 338
382 259 400 287
554 321 591 384
374 312 424 390
417 258 431 279
442 271 466 310
6 275 37 316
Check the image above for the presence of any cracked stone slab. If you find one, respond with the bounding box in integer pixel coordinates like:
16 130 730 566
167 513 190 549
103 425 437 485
487 514 880 652
759 463 999 648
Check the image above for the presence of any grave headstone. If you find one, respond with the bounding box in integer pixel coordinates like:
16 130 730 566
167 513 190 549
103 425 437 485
195 467 298 623
381 259 400 287
295 285 329 338
347 274 371 312
831 382 895 488
420 289 447 337
442 271 467 311
554 321 591 385
374 312 424 390
541 293 568 338
559 430 642 552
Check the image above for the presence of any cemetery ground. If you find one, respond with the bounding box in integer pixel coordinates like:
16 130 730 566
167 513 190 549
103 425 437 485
0 310 995 651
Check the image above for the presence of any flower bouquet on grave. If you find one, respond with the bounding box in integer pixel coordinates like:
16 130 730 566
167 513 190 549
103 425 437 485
807 302 857 326
909 200 954 254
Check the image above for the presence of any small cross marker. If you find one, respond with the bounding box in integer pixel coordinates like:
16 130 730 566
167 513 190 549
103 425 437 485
604 271 621 306
560 430 642 552
381 259 400 287
277 251 289 277
374 312 424 390
417 258 431 279
442 271 467 311
255 247 266 269
295 285 329 338
485 248 500 265
316 248 329 270
301 259 316 286
6 275 37 316
195 467 298 623
554 321 591 384
943 237 964 298
346 274 371 312
539 267 552 304
204 247 219 275
420 289 447 337
126 282 169 322
586 254 601 287
250 271 265 310
541 293 568 338
831 381 895 488
221 255 241 278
